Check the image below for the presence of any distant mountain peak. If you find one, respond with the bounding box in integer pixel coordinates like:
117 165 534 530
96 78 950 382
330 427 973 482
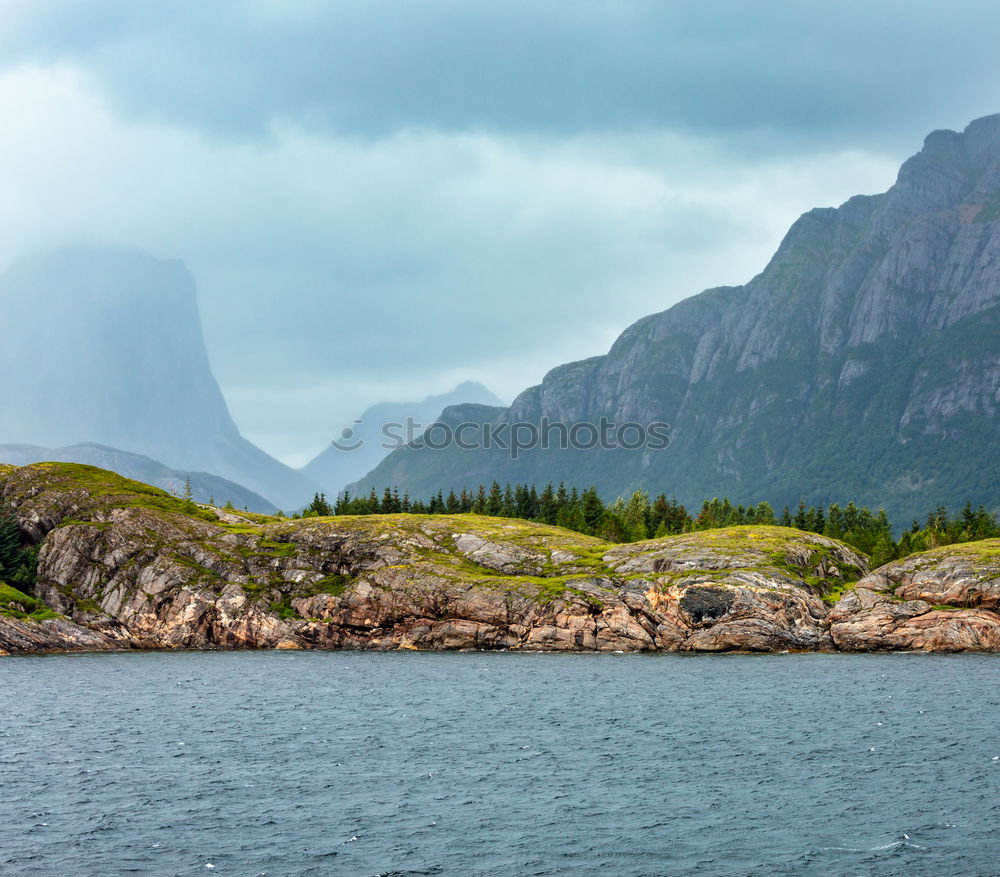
301 381 503 495
0 245 320 509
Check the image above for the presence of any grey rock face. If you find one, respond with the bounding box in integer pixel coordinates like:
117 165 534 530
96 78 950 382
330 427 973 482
4 463 1000 655
827 540 1000 651
0 616 117 656
356 116 1000 523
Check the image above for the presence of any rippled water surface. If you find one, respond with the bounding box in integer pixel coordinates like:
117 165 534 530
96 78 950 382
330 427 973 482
2 652 999 876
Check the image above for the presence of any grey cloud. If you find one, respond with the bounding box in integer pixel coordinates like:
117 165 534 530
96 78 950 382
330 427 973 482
3 0 1000 145
0 56 901 461
0 1 966 464
0 54 905 460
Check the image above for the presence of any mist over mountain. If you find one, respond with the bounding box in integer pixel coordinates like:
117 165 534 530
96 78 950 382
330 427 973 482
0 442 275 512
301 382 501 497
0 246 319 509
352 115 1000 524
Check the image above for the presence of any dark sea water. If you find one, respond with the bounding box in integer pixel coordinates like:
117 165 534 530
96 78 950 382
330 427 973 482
1 652 999 877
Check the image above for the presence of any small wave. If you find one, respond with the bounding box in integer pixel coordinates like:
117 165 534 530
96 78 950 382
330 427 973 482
821 840 925 853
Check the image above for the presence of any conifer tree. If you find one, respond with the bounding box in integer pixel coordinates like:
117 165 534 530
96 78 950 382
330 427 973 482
806 505 825 534
502 484 515 518
624 490 650 541
539 483 557 525
526 485 540 520
486 482 503 517
556 483 569 515
596 510 630 543
696 499 717 529
650 494 670 534
0 512 21 581
793 501 808 530
306 492 333 517
843 501 859 533
754 501 776 526
824 503 844 539
514 484 531 519
556 503 586 533
581 487 604 534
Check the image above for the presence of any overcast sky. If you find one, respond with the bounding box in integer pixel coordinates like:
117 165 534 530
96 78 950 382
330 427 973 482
2 0 999 466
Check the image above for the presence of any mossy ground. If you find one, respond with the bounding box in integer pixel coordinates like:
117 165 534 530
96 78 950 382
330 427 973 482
0 583 61 621
275 512 606 551
10 462 223 523
900 538 1000 568
618 525 867 598
7 462 993 618
263 513 618 606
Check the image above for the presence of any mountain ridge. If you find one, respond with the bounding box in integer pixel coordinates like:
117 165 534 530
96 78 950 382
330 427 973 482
301 381 502 496
350 114 1000 522
0 442 276 512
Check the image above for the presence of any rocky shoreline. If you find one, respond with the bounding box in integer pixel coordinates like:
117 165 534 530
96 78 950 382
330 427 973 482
2 462 999 656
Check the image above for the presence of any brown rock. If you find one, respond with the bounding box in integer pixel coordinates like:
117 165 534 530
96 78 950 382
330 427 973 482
3 462 999 655
829 541 1000 651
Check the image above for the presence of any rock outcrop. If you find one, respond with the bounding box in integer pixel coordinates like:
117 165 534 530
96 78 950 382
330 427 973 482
352 115 1000 525
0 615 117 657
2 463 999 655
828 539 1000 651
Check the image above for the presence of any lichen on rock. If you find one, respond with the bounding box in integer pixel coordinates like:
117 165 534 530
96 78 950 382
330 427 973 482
1 463 999 655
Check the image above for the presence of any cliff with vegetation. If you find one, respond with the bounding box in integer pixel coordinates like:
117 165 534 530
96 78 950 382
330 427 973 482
353 115 1000 524
2 463 999 655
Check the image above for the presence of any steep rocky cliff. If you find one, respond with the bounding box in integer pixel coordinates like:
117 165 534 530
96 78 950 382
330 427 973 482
2 463 998 655
0 246 319 509
354 115 1000 523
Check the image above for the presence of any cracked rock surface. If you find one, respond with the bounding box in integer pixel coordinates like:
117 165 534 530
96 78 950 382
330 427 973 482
2 463 998 655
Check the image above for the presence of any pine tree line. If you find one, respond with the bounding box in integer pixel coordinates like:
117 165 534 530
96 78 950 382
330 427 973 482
0 511 38 591
295 484 1000 567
